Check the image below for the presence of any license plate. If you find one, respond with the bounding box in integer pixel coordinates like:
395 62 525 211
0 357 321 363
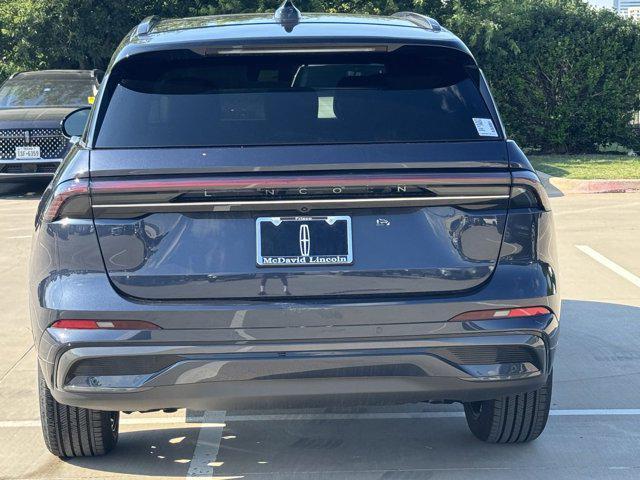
15 146 41 160
256 216 353 267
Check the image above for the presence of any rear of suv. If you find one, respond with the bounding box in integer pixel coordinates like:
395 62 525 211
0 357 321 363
31 6 559 458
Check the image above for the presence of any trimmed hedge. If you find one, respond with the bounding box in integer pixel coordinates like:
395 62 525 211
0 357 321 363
1 0 639 153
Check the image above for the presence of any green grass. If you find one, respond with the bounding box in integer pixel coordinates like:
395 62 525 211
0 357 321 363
529 154 640 180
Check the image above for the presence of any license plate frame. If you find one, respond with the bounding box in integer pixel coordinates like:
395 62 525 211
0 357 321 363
15 146 41 160
256 216 353 267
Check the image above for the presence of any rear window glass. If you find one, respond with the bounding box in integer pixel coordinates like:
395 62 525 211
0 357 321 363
95 47 497 148
0 78 96 108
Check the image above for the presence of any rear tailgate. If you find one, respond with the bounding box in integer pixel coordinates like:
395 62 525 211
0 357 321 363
89 142 510 300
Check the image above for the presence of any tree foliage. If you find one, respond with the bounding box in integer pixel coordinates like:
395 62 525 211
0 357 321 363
449 0 640 152
0 0 639 152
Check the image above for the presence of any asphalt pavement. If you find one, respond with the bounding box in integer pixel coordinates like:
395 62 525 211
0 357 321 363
1 185 639 479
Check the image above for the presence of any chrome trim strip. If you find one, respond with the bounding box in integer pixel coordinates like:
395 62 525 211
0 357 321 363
92 195 510 213
0 172 55 178
0 158 63 165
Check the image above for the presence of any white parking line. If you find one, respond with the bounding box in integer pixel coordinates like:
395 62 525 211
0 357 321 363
229 409 640 421
576 245 640 288
3 408 640 429
186 410 226 478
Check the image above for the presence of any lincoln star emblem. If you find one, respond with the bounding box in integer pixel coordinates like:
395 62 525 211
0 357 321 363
24 130 30 144
299 224 310 257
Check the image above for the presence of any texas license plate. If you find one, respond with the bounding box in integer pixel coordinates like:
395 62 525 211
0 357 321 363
15 146 41 160
256 216 353 267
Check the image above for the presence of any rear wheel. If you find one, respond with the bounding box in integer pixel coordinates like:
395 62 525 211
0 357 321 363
38 368 119 457
463 372 552 443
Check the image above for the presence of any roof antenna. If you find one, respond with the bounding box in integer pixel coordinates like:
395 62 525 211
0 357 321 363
274 0 301 32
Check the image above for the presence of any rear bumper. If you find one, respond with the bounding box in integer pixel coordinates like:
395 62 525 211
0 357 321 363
40 315 557 411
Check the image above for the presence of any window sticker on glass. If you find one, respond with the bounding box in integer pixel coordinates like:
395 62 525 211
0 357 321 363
472 118 499 137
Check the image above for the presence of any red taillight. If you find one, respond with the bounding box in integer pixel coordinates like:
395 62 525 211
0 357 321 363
43 178 90 222
51 320 161 330
449 306 551 322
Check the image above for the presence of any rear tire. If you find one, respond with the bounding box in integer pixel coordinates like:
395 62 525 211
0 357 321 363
463 372 552 443
38 368 119 457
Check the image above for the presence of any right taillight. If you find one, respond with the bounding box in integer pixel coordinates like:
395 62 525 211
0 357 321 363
509 185 543 209
449 306 552 322
42 178 91 222
510 171 551 211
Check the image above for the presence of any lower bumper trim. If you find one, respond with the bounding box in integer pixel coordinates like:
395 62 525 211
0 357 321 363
52 375 548 411
49 333 549 410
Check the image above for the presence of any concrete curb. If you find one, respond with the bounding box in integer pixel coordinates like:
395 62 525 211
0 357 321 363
548 177 640 194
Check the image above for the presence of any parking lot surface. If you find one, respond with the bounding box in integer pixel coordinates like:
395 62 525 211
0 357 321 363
1 187 639 479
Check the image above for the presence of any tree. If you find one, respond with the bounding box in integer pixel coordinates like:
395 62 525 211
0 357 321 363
449 0 640 153
195 0 450 17
0 0 202 77
0 0 638 152
0 0 459 80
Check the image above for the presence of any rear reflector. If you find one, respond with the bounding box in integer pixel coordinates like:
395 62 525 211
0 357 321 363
51 320 161 330
449 306 551 322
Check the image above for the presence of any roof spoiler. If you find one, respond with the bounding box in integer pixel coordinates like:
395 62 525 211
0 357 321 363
135 15 161 37
392 12 442 32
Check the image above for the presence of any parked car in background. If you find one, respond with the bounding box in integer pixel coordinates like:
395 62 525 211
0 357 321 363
0 70 101 187
32 4 559 458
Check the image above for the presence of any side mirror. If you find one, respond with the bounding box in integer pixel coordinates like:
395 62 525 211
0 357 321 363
61 107 91 139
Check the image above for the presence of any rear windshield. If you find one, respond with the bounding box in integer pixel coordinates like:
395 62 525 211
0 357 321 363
0 77 96 108
95 47 498 148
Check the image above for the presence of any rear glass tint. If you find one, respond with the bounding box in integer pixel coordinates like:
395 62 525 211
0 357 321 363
0 78 96 108
95 47 497 147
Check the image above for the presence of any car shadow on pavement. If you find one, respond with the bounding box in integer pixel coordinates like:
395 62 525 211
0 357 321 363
0 180 49 198
52 426 204 478
552 299 640 409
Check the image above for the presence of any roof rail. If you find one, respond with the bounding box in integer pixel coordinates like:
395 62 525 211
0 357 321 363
135 15 161 36
392 12 442 32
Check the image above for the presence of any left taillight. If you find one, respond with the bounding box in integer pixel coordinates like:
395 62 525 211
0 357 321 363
51 319 161 330
42 178 91 222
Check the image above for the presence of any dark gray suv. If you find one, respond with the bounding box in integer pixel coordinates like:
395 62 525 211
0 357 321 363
31 4 559 458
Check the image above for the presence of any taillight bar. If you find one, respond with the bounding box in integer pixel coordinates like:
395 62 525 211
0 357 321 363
510 170 551 211
91 172 510 193
51 320 161 330
449 306 552 322
89 172 511 215
43 178 90 222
